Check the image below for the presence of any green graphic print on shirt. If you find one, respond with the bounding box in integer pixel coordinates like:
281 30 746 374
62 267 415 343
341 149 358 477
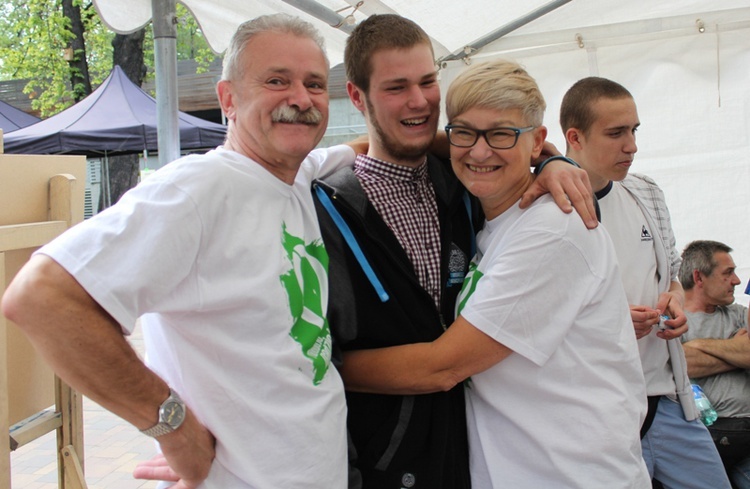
456 261 483 390
279 224 332 386
456 262 483 317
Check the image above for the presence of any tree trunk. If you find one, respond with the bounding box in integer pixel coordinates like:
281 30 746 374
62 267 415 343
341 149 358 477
100 30 147 209
113 30 147 85
100 154 141 208
62 0 92 100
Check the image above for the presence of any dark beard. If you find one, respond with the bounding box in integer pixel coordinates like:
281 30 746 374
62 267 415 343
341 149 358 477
365 95 432 163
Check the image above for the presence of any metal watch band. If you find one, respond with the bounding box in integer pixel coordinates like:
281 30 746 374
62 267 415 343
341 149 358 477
140 421 176 438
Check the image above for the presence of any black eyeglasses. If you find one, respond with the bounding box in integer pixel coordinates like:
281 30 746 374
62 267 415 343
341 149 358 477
445 125 535 149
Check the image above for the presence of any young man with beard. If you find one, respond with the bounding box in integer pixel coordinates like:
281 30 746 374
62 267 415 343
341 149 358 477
313 14 597 489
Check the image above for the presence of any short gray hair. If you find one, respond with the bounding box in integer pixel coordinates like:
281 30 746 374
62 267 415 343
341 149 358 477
221 13 329 82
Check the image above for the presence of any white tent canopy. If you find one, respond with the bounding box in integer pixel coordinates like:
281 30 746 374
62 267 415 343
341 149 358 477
92 0 750 305
92 1 750 67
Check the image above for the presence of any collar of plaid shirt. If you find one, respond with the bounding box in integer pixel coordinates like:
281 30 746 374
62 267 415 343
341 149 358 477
353 154 442 306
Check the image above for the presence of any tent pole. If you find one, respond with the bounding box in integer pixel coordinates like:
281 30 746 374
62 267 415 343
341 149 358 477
104 151 112 208
436 0 573 65
152 0 180 168
280 0 355 33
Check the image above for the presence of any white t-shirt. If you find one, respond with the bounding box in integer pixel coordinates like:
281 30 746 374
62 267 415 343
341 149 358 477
599 182 675 396
457 195 649 489
39 145 354 488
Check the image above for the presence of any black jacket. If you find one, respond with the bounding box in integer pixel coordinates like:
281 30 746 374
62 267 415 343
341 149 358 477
313 155 479 489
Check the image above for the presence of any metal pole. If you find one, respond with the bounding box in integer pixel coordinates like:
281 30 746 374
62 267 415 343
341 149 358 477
436 0 573 65
152 0 180 168
280 0 356 33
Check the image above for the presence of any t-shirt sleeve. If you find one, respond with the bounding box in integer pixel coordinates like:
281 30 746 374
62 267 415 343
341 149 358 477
303 145 356 180
460 216 600 366
37 177 203 333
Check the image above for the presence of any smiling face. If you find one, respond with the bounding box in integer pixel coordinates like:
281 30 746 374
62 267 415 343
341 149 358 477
701 251 742 307
347 43 440 167
217 30 329 184
450 106 545 220
565 96 639 191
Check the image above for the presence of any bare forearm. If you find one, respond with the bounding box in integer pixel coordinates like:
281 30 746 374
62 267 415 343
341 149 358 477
2 255 168 430
684 344 737 378
687 337 750 370
341 343 463 395
339 317 511 395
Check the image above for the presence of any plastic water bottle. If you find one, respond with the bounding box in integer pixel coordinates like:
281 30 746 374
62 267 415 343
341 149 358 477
692 384 718 426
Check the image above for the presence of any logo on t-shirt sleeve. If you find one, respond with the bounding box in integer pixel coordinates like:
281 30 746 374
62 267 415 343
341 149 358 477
456 262 483 317
279 224 332 385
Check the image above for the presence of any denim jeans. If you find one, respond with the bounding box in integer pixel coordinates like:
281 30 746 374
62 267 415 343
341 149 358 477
643 397 731 489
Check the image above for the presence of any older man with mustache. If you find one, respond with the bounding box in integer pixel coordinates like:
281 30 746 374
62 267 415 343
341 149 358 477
680 240 750 488
2 13 355 489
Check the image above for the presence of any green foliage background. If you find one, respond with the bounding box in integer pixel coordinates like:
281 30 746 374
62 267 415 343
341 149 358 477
0 0 216 117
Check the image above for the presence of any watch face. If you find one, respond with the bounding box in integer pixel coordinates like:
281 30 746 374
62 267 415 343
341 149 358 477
162 400 186 428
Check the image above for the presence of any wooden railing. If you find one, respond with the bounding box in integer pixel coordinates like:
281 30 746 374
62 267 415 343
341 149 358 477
1 173 86 489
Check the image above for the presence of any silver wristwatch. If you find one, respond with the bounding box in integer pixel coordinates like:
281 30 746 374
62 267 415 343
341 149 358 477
140 388 186 438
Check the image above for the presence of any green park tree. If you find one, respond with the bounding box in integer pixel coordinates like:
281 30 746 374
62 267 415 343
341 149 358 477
0 0 216 206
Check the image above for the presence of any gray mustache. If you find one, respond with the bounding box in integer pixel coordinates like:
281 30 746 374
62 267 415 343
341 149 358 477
272 105 324 125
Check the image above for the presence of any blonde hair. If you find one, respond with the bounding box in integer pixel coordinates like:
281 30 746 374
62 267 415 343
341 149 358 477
446 59 545 126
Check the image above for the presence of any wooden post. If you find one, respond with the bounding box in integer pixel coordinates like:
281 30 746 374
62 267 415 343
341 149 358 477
0 254 10 489
1 163 86 488
57 384 85 489
49 174 86 489
61 446 86 488
49 174 75 228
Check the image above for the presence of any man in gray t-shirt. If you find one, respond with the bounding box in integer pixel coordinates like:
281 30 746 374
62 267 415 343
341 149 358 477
680 240 750 488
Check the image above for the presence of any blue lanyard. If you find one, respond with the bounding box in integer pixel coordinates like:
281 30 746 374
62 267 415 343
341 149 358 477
314 184 390 303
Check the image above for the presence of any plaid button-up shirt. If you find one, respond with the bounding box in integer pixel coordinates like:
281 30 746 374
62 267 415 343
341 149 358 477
354 154 442 306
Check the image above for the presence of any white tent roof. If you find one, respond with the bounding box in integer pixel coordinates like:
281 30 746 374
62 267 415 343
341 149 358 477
93 0 750 65
92 0 750 305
